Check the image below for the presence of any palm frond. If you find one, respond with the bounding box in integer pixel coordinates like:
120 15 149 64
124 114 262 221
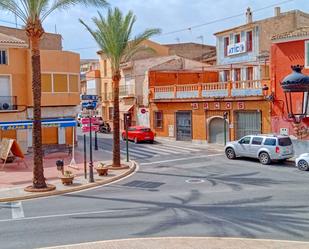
0 0 28 23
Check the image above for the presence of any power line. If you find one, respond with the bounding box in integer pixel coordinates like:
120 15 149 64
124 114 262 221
66 0 295 51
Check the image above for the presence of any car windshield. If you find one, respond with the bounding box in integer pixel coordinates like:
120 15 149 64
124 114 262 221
278 137 292 146
140 128 151 132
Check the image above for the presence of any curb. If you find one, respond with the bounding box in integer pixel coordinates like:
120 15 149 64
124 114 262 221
0 161 137 203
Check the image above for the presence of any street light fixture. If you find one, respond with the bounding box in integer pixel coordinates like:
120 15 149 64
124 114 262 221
281 65 309 123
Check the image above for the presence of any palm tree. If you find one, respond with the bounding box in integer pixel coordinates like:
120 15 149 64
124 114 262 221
80 8 160 167
0 0 108 189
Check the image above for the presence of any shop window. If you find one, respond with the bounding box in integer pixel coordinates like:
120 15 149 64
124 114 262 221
42 74 52 92
224 37 229 57
0 50 7 65
53 74 68 92
234 34 241 43
154 111 163 128
246 31 253 52
69 75 79 92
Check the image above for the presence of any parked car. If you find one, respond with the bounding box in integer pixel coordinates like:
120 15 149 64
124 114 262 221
225 134 294 165
122 126 155 144
296 153 309 171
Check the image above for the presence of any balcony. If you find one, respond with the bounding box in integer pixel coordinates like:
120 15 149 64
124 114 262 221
0 96 17 111
152 80 269 101
119 85 135 97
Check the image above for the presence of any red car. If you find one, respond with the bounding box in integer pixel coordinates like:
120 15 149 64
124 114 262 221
122 126 155 144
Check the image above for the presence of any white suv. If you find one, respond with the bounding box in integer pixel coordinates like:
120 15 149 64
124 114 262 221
225 134 294 165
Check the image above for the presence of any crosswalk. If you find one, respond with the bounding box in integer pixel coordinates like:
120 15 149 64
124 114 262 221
120 142 203 159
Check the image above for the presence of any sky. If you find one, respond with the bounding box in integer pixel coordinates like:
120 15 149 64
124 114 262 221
1 0 309 59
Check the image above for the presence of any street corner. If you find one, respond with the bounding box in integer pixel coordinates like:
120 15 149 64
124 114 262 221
0 160 138 203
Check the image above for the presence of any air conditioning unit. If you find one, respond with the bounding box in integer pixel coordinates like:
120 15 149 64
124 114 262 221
2 103 10 110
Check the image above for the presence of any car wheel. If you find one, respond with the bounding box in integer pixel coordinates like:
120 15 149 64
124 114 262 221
297 160 309 171
225 148 236 159
259 152 271 165
149 140 154 144
134 137 138 144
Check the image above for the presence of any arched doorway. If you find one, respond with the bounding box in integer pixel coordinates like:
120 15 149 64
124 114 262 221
208 117 229 144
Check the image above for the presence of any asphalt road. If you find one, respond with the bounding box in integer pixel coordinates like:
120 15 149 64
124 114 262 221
0 134 308 249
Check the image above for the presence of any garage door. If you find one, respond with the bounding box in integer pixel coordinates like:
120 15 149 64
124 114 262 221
42 127 58 144
209 117 229 144
235 111 261 139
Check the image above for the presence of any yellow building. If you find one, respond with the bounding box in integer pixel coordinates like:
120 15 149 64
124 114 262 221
0 27 80 152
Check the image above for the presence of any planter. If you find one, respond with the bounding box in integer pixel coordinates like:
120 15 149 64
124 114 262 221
60 176 74 185
96 167 109 176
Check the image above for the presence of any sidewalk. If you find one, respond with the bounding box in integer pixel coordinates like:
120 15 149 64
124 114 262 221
40 237 309 249
0 149 136 202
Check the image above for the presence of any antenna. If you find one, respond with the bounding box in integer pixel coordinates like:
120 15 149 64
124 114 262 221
54 24 57 34
175 37 180 44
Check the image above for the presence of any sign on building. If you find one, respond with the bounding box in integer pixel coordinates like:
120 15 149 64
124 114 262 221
227 42 246 56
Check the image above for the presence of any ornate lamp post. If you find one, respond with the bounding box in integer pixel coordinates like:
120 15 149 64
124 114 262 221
281 65 309 123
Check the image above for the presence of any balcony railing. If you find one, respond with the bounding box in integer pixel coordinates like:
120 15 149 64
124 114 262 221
153 80 269 100
0 96 17 111
119 85 135 97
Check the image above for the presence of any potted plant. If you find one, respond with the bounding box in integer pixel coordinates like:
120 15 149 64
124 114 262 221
96 162 109 176
60 170 74 185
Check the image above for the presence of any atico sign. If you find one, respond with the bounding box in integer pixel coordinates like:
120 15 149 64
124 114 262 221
227 42 246 56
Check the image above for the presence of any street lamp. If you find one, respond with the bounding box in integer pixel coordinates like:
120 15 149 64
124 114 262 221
281 65 309 123
86 102 95 183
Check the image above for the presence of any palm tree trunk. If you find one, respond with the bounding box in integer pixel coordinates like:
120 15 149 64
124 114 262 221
31 36 47 188
112 73 121 167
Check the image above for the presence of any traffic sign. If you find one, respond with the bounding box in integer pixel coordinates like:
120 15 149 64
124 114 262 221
81 117 99 125
82 101 97 110
81 95 98 101
82 125 99 133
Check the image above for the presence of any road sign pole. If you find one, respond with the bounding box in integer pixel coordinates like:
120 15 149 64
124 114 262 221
83 134 87 179
125 114 129 162
89 113 94 183
94 131 98 151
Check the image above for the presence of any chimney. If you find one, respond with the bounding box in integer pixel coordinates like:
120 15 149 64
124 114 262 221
274 7 281 16
246 7 252 24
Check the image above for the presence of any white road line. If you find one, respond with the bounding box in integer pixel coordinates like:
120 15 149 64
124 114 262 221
123 148 154 157
120 149 147 158
140 153 223 165
160 144 201 152
139 145 184 154
133 146 170 155
10 201 24 219
0 207 149 223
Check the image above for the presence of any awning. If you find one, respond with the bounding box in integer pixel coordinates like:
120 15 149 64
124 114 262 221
119 104 134 113
0 118 76 131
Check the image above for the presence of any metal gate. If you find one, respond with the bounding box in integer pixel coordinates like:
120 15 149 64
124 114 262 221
176 111 192 141
209 117 229 144
235 111 261 139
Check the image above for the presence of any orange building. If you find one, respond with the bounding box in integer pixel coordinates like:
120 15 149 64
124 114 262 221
0 27 80 152
149 70 271 144
270 27 309 153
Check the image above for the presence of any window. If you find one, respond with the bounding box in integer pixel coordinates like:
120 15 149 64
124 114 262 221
108 107 114 120
234 34 241 43
154 111 163 128
53 74 68 92
224 37 229 57
239 136 251 144
264 138 276 146
278 137 292 146
128 127 136 131
42 74 52 92
252 137 263 145
234 68 241 81
246 31 253 52
69 75 79 92
0 50 7 65
223 70 230 82
247 67 253 81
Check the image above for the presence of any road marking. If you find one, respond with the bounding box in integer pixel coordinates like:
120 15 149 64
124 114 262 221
0 207 148 223
133 146 170 155
140 145 184 154
140 153 223 165
186 179 205 184
10 201 24 219
161 144 200 152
